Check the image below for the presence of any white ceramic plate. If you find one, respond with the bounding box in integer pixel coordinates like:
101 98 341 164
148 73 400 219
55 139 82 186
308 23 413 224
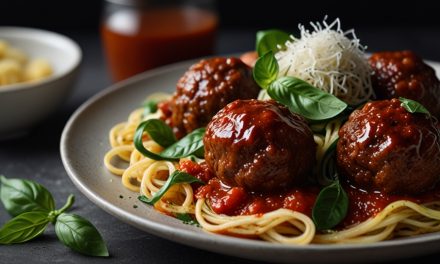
60 59 440 263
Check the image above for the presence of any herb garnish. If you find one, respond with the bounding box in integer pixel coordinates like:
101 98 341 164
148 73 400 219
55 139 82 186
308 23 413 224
399 97 431 116
253 51 348 121
312 180 348 230
134 119 205 161
142 100 159 118
175 213 200 227
253 51 279 89
136 119 177 148
138 171 203 205
256 29 290 56
317 139 339 186
0 176 108 257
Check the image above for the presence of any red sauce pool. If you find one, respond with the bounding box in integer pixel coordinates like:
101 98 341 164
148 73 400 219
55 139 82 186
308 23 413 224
341 184 440 227
179 160 440 229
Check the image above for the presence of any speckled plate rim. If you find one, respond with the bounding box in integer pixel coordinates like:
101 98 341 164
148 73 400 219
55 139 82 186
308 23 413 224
60 58 440 263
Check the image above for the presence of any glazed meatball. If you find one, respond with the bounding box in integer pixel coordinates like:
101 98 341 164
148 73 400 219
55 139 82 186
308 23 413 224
204 99 316 192
168 57 260 138
369 51 440 117
337 98 440 194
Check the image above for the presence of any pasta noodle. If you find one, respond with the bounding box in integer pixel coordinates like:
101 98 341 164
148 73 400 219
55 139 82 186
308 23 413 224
103 93 440 245
0 39 53 87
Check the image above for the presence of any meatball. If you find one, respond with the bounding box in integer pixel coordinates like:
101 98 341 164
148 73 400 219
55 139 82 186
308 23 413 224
168 57 260 138
369 51 440 117
204 99 316 192
337 98 440 194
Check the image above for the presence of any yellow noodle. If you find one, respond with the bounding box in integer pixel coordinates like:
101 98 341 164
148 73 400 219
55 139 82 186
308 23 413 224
104 97 440 245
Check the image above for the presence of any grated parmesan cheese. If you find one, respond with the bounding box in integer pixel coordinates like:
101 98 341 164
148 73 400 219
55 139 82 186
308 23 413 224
275 18 373 105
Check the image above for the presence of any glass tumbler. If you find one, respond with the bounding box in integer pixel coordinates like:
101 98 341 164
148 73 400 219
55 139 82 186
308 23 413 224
101 0 218 82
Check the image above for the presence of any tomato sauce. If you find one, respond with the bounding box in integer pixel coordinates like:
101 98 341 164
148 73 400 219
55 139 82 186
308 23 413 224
341 184 440 227
101 7 218 81
179 160 440 229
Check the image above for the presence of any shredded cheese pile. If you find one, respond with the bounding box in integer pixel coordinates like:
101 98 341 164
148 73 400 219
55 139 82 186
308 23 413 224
275 18 373 105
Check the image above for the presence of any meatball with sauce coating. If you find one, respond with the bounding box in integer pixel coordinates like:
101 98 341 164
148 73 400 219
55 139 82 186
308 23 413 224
168 57 260 138
204 99 316 192
337 98 440 194
369 51 440 117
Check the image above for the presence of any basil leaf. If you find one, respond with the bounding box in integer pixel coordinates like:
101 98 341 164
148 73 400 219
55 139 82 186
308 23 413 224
135 126 205 161
175 213 200 227
253 51 279 89
142 100 158 117
134 131 164 161
317 139 339 186
256 29 290 56
135 119 177 148
0 176 55 216
312 180 348 230
0 211 49 244
138 171 204 205
268 76 348 120
160 128 205 159
399 97 431 116
55 213 109 257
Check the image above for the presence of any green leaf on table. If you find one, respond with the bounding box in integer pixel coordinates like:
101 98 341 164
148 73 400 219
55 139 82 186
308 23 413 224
0 211 49 244
55 213 109 257
312 180 348 230
253 51 279 89
399 97 431 116
256 29 290 56
268 76 348 120
0 176 55 216
138 171 204 205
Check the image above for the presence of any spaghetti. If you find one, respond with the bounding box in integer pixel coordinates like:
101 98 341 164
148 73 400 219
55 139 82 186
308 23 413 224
103 94 440 245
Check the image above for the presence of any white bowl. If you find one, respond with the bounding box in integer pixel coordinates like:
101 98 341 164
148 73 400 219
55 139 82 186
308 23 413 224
0 27 81 139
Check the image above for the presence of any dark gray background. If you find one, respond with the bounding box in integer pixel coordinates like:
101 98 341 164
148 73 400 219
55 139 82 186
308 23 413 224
1 0 440 263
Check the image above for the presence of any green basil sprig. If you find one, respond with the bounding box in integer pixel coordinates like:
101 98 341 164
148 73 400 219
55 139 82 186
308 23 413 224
399 97 431 116
312 180 349 230
136 119 177 148
142 99 158 118
134 119 205 161
55 213 108 257
268 77 348 120
175 213 200 227
253 51 279 89
0 176 108 257
138 170 203 205
317 139 339 186
256 29 290 56
253 51 348 121
0 211 50 244
0 176 55 217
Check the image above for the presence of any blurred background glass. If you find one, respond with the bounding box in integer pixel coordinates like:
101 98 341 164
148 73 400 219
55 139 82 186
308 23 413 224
101 0 217 82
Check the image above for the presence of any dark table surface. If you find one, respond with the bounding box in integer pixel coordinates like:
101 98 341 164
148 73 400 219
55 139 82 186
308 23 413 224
1 28 440 263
